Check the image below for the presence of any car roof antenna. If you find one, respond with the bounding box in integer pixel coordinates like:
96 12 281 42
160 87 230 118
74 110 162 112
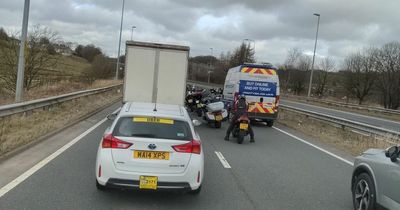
153 88 158 112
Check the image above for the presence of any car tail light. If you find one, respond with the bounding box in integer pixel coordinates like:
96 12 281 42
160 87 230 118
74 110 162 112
102 134 132 149
172 140 201 154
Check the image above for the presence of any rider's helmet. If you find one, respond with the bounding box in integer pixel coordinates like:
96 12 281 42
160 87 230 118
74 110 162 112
238 95 246 100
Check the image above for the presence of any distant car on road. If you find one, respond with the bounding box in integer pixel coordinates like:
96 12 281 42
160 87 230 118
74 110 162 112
95 102 204 194
351 145 400 210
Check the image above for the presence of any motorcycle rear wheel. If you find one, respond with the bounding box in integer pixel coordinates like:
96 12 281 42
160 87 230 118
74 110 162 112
237 130 245 144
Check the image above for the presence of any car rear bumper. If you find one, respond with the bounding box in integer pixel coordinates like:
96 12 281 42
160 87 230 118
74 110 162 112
106 178 192 191
96 147 203 191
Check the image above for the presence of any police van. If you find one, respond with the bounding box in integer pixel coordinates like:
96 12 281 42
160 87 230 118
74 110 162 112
223 63 280 126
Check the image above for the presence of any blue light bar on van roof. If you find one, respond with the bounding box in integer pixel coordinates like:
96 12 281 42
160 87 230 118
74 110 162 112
241 63 277 70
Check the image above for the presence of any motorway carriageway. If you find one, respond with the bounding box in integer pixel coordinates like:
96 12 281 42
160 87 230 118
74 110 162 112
0 103 354 210
282 99 400 133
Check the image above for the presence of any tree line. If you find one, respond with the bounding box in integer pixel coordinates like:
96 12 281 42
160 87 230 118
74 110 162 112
279 42 400 109
188 42 255 84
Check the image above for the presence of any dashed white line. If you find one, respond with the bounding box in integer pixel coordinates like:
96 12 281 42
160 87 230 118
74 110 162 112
215 151 232 168
273 126 354 166
0 117 108 198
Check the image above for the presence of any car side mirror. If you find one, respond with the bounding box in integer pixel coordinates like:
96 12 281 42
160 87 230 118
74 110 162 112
107 113 117 121
192 119 201 127
385 146 399 162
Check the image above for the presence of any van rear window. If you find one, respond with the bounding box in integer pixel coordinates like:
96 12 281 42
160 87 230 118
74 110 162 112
113 117 192 141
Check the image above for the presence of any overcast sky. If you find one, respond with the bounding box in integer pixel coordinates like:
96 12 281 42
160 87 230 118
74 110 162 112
1 0 399 66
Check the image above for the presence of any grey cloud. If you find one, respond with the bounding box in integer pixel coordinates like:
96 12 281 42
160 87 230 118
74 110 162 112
1 0 400 64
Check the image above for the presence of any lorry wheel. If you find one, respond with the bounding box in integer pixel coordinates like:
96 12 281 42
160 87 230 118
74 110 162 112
266 120 274 127
215 121 221 128
237 130 245 144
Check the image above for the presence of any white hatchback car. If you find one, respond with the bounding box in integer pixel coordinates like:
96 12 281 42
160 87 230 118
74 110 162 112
95 102 204 194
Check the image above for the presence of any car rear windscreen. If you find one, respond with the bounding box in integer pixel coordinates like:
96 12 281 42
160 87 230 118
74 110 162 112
113 116 192 141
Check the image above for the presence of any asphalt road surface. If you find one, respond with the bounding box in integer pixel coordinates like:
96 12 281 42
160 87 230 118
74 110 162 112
282 99 400 133
0 111 354 210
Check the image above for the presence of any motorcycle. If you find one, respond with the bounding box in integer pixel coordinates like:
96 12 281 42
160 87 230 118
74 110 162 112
232 114 251 144
202 101 228 128
195 99 204 117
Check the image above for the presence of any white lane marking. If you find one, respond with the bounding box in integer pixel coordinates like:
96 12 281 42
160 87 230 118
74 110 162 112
283 100 400 126
272 126 354 166
215 151 232 168
0 117 108 198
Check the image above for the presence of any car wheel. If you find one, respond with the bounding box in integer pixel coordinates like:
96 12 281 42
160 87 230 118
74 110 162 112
96 180 106 191
352 173 376 210
189 186 202 195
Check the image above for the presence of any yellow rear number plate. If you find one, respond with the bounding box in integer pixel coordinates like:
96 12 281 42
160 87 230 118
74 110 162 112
139 176 158 190
215 115 223 121
239 123 248 130
134 151 170 160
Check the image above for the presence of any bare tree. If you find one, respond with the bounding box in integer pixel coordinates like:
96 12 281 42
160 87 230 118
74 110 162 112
373 42 400 109
0 25 60 92
343 49 375 105
281 48 303 91
315 56 335 97
290 55 312 95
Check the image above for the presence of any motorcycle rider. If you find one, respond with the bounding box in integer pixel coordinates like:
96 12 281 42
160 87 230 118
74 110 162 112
224 95 255 142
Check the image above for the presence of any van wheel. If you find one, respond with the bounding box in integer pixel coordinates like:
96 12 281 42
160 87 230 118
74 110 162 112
215 121 221 128
265 120 274 127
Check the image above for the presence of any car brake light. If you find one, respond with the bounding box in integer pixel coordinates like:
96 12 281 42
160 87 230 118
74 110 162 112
172 140 201 154
102 134 132 149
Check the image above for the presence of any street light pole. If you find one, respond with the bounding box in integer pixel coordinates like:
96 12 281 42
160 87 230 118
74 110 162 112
115 0 125 80
15 0 30 102
130 26 136 40
307 13 320 98
209 47 213 67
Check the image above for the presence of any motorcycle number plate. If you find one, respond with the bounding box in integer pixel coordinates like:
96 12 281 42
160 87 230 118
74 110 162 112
239 123 248 130
215 115 223 121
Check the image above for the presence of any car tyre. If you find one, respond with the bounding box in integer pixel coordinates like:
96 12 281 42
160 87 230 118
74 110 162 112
266 120 274 127
96 180 106 191
352 173 376 210
189 186 202 195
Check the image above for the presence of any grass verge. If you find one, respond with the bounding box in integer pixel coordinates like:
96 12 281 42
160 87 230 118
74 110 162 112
282 95 400 122
0 88 121 157
277 108 395 156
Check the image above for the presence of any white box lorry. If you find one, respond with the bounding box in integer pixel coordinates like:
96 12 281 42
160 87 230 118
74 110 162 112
123 41 190 105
